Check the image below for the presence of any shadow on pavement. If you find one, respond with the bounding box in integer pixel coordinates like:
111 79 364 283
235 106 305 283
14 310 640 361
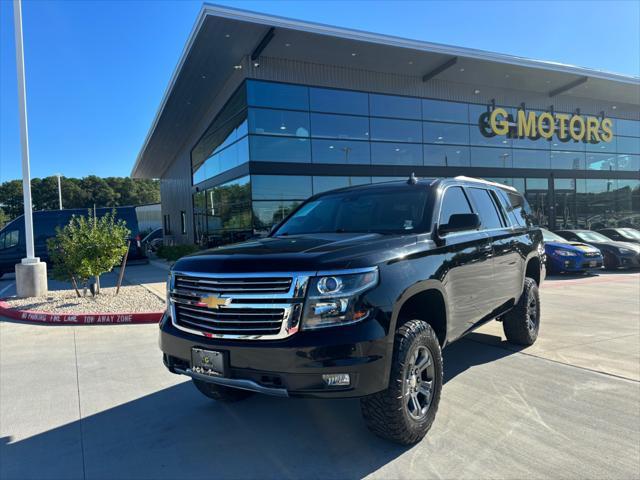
0 339 518 480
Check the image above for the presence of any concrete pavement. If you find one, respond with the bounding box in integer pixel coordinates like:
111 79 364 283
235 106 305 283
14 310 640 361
1 272 639 479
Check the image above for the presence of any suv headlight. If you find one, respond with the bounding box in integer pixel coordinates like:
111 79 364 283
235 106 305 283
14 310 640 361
302 268 379 330
618 247 635 254
554 249 578 257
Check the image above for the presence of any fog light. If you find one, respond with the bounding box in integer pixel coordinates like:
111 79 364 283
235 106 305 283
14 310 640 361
322 373 350 387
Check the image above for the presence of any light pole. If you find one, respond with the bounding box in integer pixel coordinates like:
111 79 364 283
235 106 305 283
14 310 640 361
56 173 63 209
13 0 48 297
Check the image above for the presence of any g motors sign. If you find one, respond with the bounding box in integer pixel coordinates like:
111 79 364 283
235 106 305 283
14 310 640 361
479 107 613 144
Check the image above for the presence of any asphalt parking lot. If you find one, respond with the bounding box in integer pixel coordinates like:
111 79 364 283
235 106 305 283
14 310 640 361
1 271 639 479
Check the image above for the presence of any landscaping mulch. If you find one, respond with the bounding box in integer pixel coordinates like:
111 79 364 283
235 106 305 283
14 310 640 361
2 285 164 314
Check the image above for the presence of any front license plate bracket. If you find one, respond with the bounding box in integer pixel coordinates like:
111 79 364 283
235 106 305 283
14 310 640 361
191 348 227 377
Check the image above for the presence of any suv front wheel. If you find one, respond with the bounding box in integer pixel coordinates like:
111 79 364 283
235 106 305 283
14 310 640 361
360 319 443 445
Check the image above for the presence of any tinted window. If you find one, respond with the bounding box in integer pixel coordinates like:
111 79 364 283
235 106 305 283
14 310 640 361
467 188 503 229
1 230 19 249
250 136 311 163
422 99 468 123
203 137 249 179
470 127 512 147
439 186 472 225
369 94 421 119
309 87 368 115
371 142 422 165
312 176 371 194
310 113 369 140
253 200 302 233
205 176 251 232
248 109 310 137
246 81 309 110
251 175 312 200
370 118 422 142
311 139 370 164
586 139 615 153
423 122 469 145
617 154 640 171
586 153 616 171
424 145 470 167
470 147 513 168
505 192 529 227
616 119 640 137
617 136 640 154
513 149 551 169
550 151 585 170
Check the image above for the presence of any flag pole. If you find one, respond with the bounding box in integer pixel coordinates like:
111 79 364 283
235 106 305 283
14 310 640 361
13 0 47 297
13 0 36 262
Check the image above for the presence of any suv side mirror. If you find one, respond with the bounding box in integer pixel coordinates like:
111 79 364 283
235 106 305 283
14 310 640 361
438 213 480 236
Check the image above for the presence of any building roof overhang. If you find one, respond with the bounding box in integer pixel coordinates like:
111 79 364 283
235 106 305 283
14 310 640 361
131 3 640 178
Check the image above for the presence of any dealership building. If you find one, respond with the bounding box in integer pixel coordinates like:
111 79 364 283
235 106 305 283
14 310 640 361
131 4 640 246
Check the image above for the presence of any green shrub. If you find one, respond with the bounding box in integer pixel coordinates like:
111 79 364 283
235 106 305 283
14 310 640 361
47 209 130 295
156 244 200 262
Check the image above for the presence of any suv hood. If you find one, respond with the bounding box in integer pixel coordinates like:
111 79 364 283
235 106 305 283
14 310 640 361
173 233 425 273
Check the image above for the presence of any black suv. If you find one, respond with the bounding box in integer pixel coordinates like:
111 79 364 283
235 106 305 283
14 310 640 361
160 176 545 444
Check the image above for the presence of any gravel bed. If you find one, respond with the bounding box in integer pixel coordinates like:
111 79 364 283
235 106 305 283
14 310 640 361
2 285 165 314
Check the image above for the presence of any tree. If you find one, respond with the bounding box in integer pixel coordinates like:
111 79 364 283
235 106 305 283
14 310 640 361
47 210 130 296
79 176 117 207
0 176 160 222
0 208 8 229
0 180 24 218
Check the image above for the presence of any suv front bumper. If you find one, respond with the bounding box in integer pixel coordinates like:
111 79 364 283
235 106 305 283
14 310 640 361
159 310 392 398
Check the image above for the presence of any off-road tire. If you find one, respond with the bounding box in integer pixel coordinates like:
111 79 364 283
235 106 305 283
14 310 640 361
360 319 443 445
503 277 540 346
192 379 254 402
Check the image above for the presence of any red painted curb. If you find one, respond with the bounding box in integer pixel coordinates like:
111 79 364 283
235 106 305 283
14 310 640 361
0 300 163 325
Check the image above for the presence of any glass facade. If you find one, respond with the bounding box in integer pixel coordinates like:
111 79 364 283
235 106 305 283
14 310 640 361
191 79 640 242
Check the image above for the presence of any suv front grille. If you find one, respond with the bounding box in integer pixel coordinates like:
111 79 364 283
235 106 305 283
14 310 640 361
169 272 310 340
174 274 292 294
175 302 287 336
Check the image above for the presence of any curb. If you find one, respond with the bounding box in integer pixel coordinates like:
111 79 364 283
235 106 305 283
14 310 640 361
0 301 163 325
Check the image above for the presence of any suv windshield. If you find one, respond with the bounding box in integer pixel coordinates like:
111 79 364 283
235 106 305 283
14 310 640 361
273 187 429 236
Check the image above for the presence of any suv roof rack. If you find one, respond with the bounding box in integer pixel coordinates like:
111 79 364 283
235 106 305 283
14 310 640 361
453 176 517 192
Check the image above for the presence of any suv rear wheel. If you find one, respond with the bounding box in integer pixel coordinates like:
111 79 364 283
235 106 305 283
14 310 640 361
192 379 254 402
502 277 540 346
360 319 443 445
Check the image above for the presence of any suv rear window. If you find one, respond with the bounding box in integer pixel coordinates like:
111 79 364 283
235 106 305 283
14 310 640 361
467 187 503 230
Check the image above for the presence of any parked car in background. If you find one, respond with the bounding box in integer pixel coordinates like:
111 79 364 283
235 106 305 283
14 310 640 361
597 228 640 245
141 227 164 253
0 207 146 277
555 230 640 270
541 229 603 274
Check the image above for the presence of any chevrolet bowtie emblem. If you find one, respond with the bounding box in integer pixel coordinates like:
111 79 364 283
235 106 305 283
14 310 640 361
198 294 231 310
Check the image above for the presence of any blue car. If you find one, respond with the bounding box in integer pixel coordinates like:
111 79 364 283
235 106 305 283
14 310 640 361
542 229 603 274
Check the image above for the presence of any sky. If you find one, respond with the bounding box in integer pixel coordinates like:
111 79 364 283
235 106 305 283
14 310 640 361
1 0 638 183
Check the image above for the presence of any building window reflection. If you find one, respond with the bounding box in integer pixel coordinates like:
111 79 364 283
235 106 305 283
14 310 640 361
191 79 640 235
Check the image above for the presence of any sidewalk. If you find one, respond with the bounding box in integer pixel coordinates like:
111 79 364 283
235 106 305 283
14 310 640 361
121 262 169 300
